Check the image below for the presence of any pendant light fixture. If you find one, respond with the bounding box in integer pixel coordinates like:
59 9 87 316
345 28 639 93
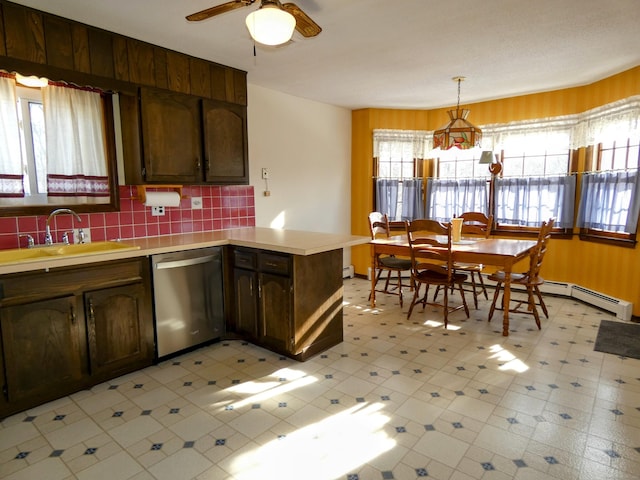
433 76 482 150
246 1 296 46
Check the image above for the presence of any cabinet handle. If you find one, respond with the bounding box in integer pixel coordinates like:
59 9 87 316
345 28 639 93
88 298 95 324
195 158 201 170
69 305 76 325
205 159 210 172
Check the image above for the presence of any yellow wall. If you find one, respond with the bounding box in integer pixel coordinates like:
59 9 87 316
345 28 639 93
351 66 640 315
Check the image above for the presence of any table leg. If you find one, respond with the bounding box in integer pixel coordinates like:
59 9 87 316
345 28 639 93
370 247 377 308
502 266 512 336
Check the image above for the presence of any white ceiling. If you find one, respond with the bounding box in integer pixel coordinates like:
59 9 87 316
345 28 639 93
10 0 640 110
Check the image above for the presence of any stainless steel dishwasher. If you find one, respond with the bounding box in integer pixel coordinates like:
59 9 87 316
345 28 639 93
151 247 225 358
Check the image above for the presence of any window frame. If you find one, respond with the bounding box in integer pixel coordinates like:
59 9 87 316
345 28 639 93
578 142 640 247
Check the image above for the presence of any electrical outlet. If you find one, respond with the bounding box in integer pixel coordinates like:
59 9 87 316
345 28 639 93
73 228 91 244
262 167 269 179
191 196 203 210
151 206 165 216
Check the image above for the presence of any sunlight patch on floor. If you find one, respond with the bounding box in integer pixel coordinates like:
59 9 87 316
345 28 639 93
229 402 395 480
489 344 529 372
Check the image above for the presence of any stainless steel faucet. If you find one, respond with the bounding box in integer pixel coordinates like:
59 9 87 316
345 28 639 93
44 208 82 246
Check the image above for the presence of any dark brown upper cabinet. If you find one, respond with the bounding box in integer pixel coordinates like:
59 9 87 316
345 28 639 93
202 99 248 184
140 87 203 183
121 87 248 185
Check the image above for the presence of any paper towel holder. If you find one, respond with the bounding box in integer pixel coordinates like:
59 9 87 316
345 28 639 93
137 185 185 204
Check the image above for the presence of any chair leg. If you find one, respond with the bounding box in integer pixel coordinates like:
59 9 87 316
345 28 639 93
443 284 449 328
534 286 549 318
477 272 489 300
396 271 403 307
527 286 541 329
488 282 502 321
368 268 384 301
457 282 470 318
433 285 441 301
383 270 392 293
469 272 479 309
407 282 422 319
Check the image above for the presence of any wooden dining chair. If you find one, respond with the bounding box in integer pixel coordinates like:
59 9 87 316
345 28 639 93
488 218 555 329
454 212 493 307
368 212 412 306
433 212 493 308
406 219 469 327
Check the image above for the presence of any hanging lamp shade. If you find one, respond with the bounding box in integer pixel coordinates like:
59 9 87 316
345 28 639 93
433 77 482 150
246 3 296 46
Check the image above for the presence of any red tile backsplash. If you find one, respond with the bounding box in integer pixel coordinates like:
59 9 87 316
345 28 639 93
0 185 255 250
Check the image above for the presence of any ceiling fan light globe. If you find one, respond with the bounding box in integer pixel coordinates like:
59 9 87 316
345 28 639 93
246 6 296 46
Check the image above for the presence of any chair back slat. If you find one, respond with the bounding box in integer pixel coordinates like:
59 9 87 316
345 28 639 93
459 211 493 238
527 218 555 280
406 219 454 281
368 212 391 239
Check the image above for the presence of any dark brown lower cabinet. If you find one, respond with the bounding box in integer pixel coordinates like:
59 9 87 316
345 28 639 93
0 259 153 419
231 247 343 361
85 282 149 379
2 296 85 405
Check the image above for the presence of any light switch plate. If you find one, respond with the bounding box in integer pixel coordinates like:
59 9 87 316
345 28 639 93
262 168 269 179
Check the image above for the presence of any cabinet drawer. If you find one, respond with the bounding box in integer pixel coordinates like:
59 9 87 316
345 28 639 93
234 249 257 269
259 253 290 275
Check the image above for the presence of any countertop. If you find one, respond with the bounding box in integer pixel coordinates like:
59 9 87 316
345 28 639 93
0 227 370 275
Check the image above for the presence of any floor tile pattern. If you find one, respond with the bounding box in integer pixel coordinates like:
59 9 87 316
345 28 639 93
1 278 640 479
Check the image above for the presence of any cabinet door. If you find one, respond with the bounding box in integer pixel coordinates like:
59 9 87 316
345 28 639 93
259 273 292 353
1 296 85 404
234 268 258 338
85 283 149 377
202 99 248 184
140 87 202 183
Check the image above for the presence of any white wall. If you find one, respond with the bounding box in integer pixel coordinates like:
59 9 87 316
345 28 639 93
247 84 353 264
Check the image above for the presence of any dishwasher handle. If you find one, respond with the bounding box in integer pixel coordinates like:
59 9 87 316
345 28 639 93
155 254 217 270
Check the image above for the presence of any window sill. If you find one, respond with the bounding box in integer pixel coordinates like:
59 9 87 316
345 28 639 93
578 233 637 248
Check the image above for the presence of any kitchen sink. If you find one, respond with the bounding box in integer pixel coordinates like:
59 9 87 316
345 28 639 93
0 241 140 265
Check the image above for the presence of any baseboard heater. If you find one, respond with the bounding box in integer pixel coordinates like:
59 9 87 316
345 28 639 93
343 265 355 279
483 275 632 321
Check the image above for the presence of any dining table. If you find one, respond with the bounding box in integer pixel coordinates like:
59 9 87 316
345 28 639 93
370 235 538 336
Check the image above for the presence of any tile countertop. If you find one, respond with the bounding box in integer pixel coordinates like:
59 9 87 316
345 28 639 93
0 227 370 275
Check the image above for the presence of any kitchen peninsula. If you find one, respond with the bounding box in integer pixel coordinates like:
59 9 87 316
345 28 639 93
0 227 369 419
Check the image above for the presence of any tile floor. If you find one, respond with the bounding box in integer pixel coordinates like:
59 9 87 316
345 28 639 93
1 278 640 480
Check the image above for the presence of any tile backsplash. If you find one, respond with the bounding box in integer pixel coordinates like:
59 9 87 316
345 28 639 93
0 185 255 250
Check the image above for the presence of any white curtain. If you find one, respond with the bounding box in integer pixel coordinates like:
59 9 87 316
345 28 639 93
375 178 399 220
426 178 488 222
571 96 640 148
0 75 24 197
373 129 431 159
401 178 424 221
576 171 640 234
495 175 576 228
43 84 109 197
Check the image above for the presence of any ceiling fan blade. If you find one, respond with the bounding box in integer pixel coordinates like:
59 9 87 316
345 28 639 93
282 3 322 37
186 0 254 22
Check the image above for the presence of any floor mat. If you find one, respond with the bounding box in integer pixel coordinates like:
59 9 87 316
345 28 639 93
594 319 640 359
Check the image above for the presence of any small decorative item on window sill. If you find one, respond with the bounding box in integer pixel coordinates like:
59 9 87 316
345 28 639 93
137 185 185 207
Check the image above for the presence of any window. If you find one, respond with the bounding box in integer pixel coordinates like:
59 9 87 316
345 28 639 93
577 138 640 243
0 73 112 206
427 150 489 221
494 145 575 230
373 130 427 221
16 86 47 196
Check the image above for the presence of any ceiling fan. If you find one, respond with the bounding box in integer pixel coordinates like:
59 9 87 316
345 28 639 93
186 0 322 41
